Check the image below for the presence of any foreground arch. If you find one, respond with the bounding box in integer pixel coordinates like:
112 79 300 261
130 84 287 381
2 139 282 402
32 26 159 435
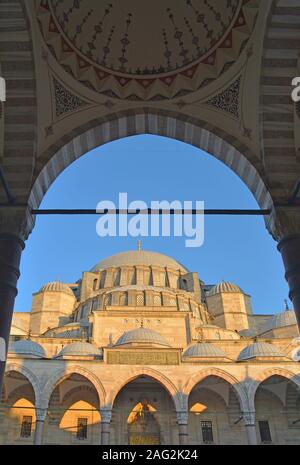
29 110 272 211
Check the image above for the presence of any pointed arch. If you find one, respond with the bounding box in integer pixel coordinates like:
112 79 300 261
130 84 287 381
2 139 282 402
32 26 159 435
29 110 272 212
183 367 248 412
247 368 300 409
4 363 41 404
107 367 182 411
41 366 106 408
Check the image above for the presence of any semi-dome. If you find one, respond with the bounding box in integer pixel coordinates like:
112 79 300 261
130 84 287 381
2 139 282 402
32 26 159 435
115 327 170 347
183 343 228 359
57 342 101 358
207 281 243 296
238 342 285 361
260 310 297 334
39 281 74 297
8 340 46 358
91 250 188 273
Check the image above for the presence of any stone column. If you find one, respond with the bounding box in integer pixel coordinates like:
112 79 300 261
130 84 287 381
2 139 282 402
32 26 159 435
176 411 189 445
243 412 257 445
267 207 300 329
0 207 34 392
278 234 300 327
34 408 47 445
100 409 112 445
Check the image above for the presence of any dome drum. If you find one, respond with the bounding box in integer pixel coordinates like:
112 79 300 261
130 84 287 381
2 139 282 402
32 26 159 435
82 289 200 312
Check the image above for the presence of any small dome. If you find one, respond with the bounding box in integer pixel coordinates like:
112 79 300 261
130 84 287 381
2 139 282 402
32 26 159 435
183 343 227 359
238 342 285 361
207 281 243 296
39 281 74 296
8 340 46 358
92 250 188 273
260 310 297 334
115 327 170 347
57 342 101 358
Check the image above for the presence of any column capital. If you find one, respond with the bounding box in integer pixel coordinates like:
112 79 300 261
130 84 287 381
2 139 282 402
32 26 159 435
100 409 112 424
176 410 189 425
266 206 300 242
0 206 35 241
243 411 256 426
35 407 47 422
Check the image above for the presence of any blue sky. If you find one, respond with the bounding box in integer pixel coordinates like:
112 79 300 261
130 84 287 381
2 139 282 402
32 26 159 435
15 135 289 315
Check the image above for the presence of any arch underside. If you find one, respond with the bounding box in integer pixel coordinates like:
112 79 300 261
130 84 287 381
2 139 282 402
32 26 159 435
0 0 298 215
29 110 273 213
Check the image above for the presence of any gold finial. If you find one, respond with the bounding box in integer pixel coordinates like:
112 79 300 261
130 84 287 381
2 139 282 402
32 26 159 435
138 240 141 252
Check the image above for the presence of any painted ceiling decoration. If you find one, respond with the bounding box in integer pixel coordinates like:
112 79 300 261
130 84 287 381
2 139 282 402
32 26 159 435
53 76 88 117
206 75 241 119
37 0 259 101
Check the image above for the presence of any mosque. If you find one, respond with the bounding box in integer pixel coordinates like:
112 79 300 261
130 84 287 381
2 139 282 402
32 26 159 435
0 0 300 448
1 249 300 445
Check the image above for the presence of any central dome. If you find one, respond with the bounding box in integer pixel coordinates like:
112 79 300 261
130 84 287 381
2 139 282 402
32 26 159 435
92 250 188 273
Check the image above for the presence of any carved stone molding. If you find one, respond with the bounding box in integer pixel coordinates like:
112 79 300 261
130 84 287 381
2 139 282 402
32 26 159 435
266 206 300 242
100 409 112 424
0 206 35 241
35 407 48 422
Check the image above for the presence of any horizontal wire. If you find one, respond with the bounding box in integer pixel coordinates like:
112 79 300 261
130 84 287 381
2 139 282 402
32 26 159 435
30 209 271 216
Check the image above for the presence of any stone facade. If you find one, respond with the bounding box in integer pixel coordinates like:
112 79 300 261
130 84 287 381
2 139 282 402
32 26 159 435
1 250 300 446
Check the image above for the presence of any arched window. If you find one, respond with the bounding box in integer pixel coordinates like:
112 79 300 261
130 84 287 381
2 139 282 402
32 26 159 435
136 293 145 306
120 293 128 306
99 271 106 289
153 294 161 307
181 279 188 291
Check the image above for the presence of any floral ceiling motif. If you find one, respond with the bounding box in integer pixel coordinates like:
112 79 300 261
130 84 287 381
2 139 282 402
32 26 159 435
37 0 259 101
